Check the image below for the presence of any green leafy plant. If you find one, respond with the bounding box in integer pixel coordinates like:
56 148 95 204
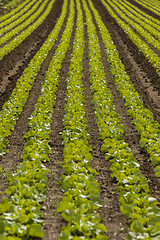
91 0 160 177
0 0 72 237
57 0 107 238
0 0 30 22
0 0 42 37
0 0 67 157
85 0 160 238
0 0 56 60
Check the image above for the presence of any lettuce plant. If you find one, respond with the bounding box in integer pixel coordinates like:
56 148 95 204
85 0 160 238
0 0 74 238
91 0 160 177
57 0 107 238
0 0 56 60
0 0 42 37
0 0 31 23
0 0 67 157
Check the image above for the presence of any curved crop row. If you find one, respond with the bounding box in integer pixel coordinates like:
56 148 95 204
139 0 160 9
112 0 160 42
100 0 160 76
0 0 75 238
138 0 160 9
93 0 160 177
0 0 50 47
105 0 160 53
133 0 160 16
0 0 67 157
84 0 160 238
0 0 30 23
0 0 40 36
0 0 56 60
57 0 107 238
122 0 160 29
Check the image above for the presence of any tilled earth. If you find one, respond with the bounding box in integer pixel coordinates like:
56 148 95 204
0 0 160 239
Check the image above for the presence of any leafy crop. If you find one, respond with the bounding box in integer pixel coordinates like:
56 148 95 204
92 0 160 177
0 0 31 23
100 0 160 76
0 0 42 37
86 0 160 238
0 0 56 60
133 0 160 15
120 0 160 31
0 0 67 157
57 0 107 238
0 0 47 47
0 0 74 238
111 0 160 43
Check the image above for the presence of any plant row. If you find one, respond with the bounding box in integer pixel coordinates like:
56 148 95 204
0 0 56 60
0 0 49 47
101 0 160 74
0 0 75 238
105 0 160 53
113 0 160 42
57 0 107 239
0 0 37 29
137 0 160 10
0 0 66 157
0 0 40 37
122 0 160 31
133 0 160 16
94 0 160 176
84 0 160 238
0 0 30 23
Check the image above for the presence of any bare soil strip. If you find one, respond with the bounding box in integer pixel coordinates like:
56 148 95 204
42 3 77 239
90 0 160 206
0 0 63 109
0 3 68 204
127 0 160 20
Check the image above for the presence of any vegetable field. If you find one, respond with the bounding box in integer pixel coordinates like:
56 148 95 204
0 0 160 239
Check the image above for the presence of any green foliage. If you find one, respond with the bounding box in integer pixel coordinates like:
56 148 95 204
0 0 42 38
93 0 160 177
58 0 107 238
0 0 56 60
0 0 69 238
0 0 67 156
85 0 160 238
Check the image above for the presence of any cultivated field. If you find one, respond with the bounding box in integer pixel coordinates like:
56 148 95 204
0 0 160 239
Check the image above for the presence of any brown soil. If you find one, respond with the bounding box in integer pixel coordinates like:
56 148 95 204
0 0 43 31
1 0 160 239
105 0 160 58
0 0 63 109
127 0 160 20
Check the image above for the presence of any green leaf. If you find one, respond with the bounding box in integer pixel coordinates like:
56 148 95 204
139 138 148 148
0 199 11 213
59 227 71 239
0 219 5 234
29 223 44 238
150 155 160 166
